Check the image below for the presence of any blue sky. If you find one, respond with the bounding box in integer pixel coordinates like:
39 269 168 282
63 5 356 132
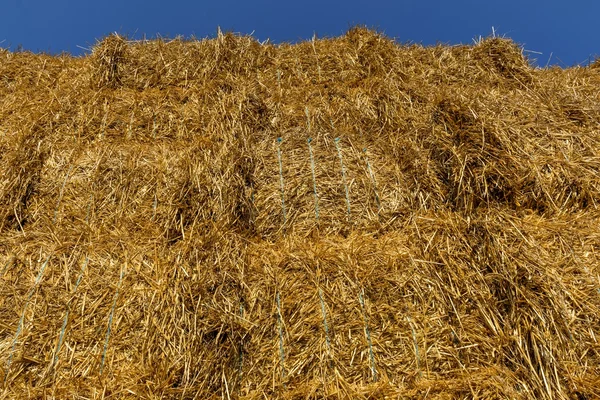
1 0 598 67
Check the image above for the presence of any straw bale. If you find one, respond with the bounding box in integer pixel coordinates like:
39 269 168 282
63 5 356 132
1 29 600 399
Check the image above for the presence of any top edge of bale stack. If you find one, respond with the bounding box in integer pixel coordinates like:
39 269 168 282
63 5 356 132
85 28 536 90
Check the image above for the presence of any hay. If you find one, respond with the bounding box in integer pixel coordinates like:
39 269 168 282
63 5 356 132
1 28 599 398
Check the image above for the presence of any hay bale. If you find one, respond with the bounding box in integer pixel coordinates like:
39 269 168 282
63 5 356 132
1 29 599 399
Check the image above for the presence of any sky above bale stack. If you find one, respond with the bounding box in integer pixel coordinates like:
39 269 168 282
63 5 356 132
0 0 599 67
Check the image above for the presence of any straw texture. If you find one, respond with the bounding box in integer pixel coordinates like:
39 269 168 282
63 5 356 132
1 28 599 398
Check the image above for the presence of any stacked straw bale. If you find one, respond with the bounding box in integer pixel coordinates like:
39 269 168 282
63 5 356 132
1 28 599 398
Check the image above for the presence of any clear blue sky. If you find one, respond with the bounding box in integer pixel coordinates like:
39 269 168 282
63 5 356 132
1 0 598 67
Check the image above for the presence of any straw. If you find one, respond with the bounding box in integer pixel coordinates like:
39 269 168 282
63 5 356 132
307 138 320 220
53 164 74 225
318 288 331 357
362 148 381 213
152 113 157 139
1 29 599 399
334 138 351 219
5 255 52 380
152 192 158 221
276 138 286 227
85 193 93 223
237 301 244 394
407 317 422 378
100 265 125 375
0 255 14 279
276 291 286 381
52 256 88 369
359 290 378 382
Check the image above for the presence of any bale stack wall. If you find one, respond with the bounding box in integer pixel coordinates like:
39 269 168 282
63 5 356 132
1 29 599 398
